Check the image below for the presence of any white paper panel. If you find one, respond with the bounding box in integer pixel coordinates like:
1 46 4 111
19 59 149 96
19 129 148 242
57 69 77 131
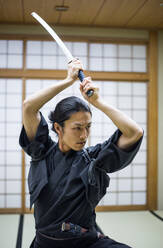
7 79 22 93
6 137 21 151
119 45 131 58
133 165 146 177
109 179 117 191
103 193 117 205
90 44 102 56
0 181 5 193
27 41 42 54
6 94 22 108
103 58 117 71
118 82 132 95
133 151 146 164
0 40 7 53
103 44 117 57
6 152 21 165
118 192 131 205
133 45 146 58
133 83 146 96
133 179 146 191
0 167 5 178
26 55 42 69
0 123 5 137
6 181 21 193
8 40 23 54
103 82 117 95
6 166 21 179
118 59 132 71
42 56 56 69
57 56 67 69
0 54 7 68
91 123 102 137
118 179 131 191
133 59 146 72
6 123 22 137
8 55 23 68
0 79 6 93
26 194 30 208
133 192 146 205
6 195 21 207
26 80 42 94
118 96 132 109
0 153 5 164
73 42 87 56
133 97 146 109
118 166 132 178
0 195 5 207
0 95 5 107
0 137 5 150
42 41 57 55
89 57 102 71
133 110 146 123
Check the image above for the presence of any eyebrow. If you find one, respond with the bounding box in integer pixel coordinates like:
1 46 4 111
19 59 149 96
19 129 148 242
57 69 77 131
73 122 92 126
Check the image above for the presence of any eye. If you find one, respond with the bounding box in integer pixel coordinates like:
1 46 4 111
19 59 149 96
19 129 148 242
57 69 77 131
73 127 81 131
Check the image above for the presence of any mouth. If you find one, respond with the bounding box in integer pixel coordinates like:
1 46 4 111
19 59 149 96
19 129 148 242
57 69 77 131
77 141 86 146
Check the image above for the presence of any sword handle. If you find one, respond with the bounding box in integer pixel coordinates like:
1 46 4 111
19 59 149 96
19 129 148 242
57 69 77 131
78 70 94 97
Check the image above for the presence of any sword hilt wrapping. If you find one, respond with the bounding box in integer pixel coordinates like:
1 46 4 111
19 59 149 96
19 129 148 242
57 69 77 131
78 70 94 97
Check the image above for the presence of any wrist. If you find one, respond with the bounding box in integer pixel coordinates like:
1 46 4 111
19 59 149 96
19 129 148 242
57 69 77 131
64 77 76 85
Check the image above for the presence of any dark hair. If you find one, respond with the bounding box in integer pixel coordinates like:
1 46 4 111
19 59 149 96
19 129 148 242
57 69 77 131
48 96 92 134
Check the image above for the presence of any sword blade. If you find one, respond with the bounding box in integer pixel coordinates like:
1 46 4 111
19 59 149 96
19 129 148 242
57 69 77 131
31 12 73 62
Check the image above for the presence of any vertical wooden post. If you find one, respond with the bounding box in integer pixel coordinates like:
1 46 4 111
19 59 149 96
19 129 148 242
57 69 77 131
147 31 158 210
21 40 26 213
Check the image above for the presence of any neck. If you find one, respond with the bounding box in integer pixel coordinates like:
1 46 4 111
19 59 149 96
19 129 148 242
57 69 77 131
58 140 71 153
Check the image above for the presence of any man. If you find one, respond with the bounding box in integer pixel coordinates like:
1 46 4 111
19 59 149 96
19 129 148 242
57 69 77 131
19 58 143 248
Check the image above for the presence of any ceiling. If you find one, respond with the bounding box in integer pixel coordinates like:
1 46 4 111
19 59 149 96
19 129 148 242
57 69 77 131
0 0 163 30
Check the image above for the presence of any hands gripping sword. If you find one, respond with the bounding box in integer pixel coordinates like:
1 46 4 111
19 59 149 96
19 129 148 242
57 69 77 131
31 12 93 97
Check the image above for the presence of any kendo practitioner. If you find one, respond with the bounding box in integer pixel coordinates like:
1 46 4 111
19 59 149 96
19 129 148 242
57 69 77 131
19 58 143 248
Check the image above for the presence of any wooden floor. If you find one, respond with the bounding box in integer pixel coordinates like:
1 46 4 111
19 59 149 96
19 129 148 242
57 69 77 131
0 211 162 248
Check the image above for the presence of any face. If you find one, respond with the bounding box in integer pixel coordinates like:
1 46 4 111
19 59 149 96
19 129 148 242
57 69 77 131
54 111 92 153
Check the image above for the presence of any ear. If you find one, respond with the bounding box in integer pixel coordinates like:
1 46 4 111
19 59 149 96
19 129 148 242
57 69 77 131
54 122 63 136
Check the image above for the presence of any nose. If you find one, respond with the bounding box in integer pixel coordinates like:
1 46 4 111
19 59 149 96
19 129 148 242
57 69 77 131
80 128 88 140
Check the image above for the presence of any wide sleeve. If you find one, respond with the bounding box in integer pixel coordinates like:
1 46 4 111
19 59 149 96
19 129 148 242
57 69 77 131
87 129 143 173
19 112 54 160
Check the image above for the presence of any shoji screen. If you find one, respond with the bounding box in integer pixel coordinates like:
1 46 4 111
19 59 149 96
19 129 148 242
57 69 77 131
90 81 147 206
0 79 22 209
0 39 149 211
0 40 23 210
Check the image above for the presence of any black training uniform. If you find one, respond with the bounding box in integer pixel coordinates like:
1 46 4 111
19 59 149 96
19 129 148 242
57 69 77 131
19 113 143 248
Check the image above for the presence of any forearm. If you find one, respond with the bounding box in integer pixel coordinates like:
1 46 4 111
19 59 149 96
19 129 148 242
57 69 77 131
23 78 74 113
93 98 143 138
